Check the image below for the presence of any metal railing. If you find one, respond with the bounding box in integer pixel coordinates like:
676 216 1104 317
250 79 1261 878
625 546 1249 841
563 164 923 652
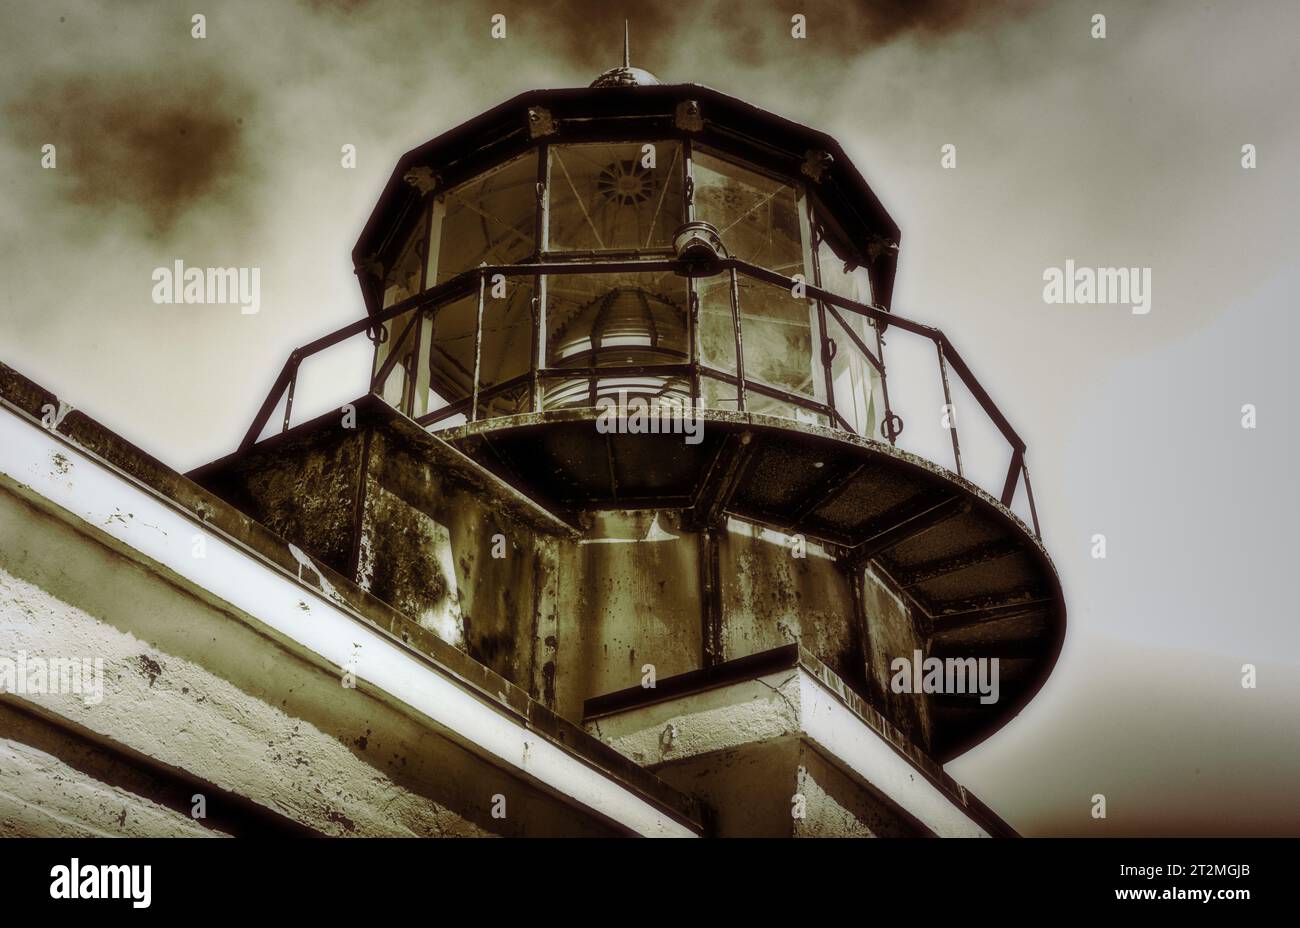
241 257 1041 536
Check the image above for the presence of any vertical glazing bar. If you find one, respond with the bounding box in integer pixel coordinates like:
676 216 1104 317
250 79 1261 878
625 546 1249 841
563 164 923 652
806 211 838 430
683 139 695 223
537 275 549 412
536 144 549 256
533 146 549 411
410 205 435 419
470 269 485 422
936 341 963 477
530 280 542 412
729 266 746 412
1022 460 1041 537
403 351 415 418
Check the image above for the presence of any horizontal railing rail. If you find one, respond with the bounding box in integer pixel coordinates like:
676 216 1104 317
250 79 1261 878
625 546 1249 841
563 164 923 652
241 257 1040 536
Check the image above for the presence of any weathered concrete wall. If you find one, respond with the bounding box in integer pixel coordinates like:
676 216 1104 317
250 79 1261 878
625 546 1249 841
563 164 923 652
652 739 802 837
197 426 364 577
0 703 220 838
0 484 622 837
359 426 559 695
551 511 702 721
586 667 933 837
860 564 932 748
794 742 920 837
642 738 925 837
717 519 865 695
587 658 997 836
194 411 570 704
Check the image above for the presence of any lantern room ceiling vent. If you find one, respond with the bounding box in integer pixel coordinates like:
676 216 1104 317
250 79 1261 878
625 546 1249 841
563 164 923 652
597 159 654 205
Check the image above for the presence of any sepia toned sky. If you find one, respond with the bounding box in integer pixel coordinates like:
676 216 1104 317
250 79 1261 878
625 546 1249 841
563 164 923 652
1 0 1297 835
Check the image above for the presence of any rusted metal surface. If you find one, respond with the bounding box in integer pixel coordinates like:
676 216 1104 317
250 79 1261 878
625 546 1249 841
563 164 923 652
439 406 1064 760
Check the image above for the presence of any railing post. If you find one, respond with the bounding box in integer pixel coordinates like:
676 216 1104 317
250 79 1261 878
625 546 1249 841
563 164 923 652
239 356 297 452
369 312 419 397
1021 459 1041 537
281 354 299 433
875 324 897 445
530 282 543 413
689 286 702 405
818 299 837 429
1000 447 1024 508
936 340 963 478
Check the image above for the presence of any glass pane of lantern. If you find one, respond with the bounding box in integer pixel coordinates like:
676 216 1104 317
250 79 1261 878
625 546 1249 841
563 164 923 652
700 372 739 412
545 269 689 369
815 227 880 436
540 375 693 411
825 306 882 438
539 376 591 410
476 277 534 416
696 273 737 373
372 212 428 403
816 229 874 307
383 212 427 307
478 381 531 420
746 390 828 427
427 293 478 408
377 310 419 414
734 276 823 401
546 142 684 251
542 269 689 410
692 151 804 276
589 375 691 409
430 154 537 287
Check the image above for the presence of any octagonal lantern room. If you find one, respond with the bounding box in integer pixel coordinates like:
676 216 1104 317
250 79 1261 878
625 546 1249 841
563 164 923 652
354 65 899 441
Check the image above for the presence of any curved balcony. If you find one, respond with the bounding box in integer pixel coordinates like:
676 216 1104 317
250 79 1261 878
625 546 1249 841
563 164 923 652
237 256 1061 757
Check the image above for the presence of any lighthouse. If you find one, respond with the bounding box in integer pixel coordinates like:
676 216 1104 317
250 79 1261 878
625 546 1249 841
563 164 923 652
188 43 1065 836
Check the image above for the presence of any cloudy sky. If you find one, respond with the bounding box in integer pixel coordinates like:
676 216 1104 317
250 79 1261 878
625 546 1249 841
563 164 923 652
2 0 1297 835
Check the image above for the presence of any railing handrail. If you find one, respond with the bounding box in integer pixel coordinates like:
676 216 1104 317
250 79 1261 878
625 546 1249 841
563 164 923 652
239 257 1040 535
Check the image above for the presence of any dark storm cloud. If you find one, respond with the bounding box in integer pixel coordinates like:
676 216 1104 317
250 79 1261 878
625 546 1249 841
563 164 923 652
510 0 1041 68
300 0 1041 72
6 70 257 238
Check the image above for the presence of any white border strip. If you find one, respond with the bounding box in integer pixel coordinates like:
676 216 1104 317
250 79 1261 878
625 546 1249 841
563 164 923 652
799 673 990 837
